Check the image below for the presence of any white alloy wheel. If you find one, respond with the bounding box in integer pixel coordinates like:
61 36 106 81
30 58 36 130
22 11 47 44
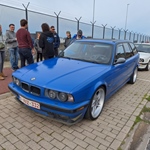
90 87 105 119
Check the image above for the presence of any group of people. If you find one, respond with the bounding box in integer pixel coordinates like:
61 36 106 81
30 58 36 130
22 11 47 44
0 19 86 80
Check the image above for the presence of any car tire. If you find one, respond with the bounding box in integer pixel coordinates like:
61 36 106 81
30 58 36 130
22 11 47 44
129 67 138 84
145 61 150 71
85 86 105 120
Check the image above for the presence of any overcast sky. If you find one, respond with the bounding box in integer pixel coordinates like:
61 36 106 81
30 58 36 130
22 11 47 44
0 0 150 35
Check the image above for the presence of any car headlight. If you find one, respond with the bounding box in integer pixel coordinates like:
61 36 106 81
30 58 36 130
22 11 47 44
15 79 20 86
45 89 74 102
12 76 20 86
140 58 144 62
67 94 74 102
58 92 68 102
48 90 57 99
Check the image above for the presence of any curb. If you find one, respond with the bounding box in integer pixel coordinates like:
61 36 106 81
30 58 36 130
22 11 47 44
0 92 14 100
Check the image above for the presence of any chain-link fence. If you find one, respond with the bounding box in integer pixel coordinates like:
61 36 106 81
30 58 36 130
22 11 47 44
0 3 150 43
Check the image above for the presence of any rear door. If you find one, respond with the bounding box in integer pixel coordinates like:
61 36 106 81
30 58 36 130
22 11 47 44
123 43 135 78
106 44 127 96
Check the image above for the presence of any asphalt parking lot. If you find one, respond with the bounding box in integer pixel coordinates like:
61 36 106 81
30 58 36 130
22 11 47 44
0 70 150 150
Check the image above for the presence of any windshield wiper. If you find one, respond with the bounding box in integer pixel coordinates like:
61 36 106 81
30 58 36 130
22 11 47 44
87 60 100 64
71 58 100 64
58 56 71 59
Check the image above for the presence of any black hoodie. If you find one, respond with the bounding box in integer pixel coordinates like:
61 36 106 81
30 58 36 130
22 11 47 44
39 31 54 58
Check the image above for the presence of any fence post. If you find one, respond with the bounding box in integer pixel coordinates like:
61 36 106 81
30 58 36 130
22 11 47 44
54 11 61 35
22 2 30 31
102 24 107 39
90 21 96 38
75 17 82 31
142 35 144 42
129 31 132 40
118 28 122 39
124 29 128 40
139 34 142 43
137 33 139 43
133 32 136 42
110 26 116 39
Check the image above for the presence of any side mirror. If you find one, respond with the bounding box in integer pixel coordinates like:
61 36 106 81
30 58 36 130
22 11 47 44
114 58 126 65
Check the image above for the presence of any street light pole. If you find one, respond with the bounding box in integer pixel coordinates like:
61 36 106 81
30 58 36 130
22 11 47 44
125 4 129 30
93 0 95 23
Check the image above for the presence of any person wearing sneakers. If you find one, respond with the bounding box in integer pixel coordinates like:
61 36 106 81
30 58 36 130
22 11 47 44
0 25 7 80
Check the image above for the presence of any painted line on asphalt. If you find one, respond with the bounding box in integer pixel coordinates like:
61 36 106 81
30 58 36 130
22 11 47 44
137 78 150 82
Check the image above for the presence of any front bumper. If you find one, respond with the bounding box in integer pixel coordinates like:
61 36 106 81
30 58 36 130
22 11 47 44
8 83 89 125
138 63 147 69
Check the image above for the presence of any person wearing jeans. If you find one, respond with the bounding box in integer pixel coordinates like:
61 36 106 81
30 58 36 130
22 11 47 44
8 47 19 71
16 19 34 68
6 24 19 71
18 48 33 67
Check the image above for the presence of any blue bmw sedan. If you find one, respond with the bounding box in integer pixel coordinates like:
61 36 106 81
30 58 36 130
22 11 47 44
8 39 139 124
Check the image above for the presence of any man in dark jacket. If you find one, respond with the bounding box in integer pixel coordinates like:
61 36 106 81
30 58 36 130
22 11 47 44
50 26 60 57
39 23 54 60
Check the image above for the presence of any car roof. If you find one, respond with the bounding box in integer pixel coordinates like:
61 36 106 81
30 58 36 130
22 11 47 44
76 38 132 45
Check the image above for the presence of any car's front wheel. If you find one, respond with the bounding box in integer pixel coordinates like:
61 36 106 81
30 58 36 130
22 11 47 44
129 67 138 84
85 86 105 120
145 61 150 71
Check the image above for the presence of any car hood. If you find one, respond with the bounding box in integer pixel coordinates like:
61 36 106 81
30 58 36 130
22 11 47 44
13 58 110 92
139 52 150 58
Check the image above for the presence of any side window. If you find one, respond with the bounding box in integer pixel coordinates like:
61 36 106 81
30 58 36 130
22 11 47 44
129 43 138 54
115 44 126 60
123 43 133 59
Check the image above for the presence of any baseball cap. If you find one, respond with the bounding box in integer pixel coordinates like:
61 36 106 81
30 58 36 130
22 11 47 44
77 30 82 36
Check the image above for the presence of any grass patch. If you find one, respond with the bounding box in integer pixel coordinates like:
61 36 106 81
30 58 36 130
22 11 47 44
132 106 150 129
133 116 142 126
143 94 148 100
142 106 150 113
117 147 122 150
146 96 150 101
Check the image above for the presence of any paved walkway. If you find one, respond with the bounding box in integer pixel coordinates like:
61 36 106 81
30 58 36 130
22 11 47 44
0 69 150 150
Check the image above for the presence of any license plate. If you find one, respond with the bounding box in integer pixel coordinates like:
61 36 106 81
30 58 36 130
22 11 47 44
20 96 40 110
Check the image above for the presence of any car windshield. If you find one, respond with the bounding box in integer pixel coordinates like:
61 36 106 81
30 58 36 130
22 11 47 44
135 44 150 53
59 41 113 64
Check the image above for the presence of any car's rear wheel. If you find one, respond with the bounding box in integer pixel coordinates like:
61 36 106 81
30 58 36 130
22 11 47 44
129 67 138 84
145 61 150 71
85 87 105 120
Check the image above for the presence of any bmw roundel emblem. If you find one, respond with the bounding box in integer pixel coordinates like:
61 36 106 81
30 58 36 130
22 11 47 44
31 77 36 81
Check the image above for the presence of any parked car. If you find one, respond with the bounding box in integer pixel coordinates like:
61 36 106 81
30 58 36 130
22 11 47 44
135 43 150 71
8 39 139 125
